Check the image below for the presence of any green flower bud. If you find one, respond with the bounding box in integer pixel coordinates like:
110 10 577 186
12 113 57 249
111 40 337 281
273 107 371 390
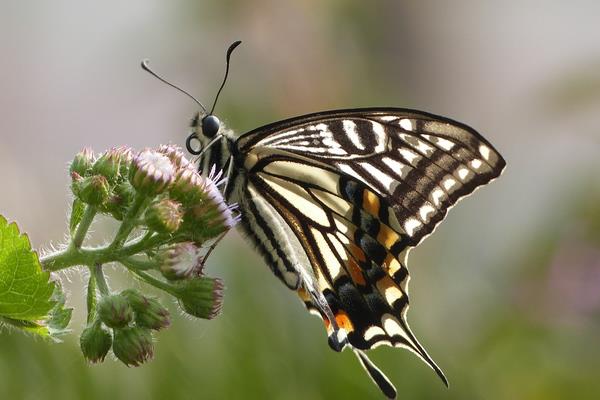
121 289 170 331
113 327 154 367
105 181 136 220
129 149 175 195
173 277 224 319
145 199 183 234
169 167 206 206
158 144 190 170
97 294 134 328
158 242 202 280
92 147 132 182
78 175 110 206
70 147 95 177
80 322 112 363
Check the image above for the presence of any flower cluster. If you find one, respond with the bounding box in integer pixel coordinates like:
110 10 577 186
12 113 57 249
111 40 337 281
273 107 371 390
67 145 237 367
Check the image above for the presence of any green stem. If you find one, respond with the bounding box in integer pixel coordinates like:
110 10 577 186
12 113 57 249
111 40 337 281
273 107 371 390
122 256 160 270
86 270 97 324
72 205 97 248
125 268 176 295
109 193 149 250
40 232 167 272
93 264 110 296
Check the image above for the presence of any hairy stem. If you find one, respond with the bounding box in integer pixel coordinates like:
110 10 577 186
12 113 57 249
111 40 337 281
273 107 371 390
93 264 110 296
86 270 97 323
72 205 97 248
109 193 149 249
40 233 167 272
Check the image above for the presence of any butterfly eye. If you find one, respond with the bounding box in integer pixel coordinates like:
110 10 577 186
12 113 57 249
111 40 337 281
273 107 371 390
202 115 220 138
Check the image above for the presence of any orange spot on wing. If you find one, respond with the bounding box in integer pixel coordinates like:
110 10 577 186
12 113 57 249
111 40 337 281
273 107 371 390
383 254 402 276
363 190 380 215
297 287 310 302
335 311 355 333
348 242 366 262
377 223 400 250
347 258 367 286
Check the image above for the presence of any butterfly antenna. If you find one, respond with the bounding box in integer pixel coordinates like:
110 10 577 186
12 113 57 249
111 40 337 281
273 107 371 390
141 59 207 113
209 40 242 115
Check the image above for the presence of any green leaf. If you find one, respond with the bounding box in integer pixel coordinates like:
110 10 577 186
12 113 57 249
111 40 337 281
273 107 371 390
0 215 57 334
70 198 85 235
0 284 72 341
47 283 73 338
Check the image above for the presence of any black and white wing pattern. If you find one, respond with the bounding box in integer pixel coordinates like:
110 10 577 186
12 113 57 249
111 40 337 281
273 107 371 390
232 108 506 398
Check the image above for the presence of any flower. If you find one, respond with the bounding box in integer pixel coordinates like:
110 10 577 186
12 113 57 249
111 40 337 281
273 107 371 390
173 277 224 319
112 327 154 366
70 147 95 177
92 146 132 182
169 167 207 206
77 175 110 206
144 199 183 234
158 242 203 280
129 149 176 195
172 166 239 241
158 144 190 170
79 322 112 363
121 289 171 331
97 294 134 328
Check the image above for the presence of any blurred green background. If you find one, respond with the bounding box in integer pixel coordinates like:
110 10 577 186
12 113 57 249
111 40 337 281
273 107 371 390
1 1 599 399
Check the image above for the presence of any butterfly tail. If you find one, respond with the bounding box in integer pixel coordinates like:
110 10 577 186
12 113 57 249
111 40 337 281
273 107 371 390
354 349 397 399
398 317 449 387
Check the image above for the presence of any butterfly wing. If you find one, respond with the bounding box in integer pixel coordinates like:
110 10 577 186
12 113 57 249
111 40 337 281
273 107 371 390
232 108 505 398
237 108 506 249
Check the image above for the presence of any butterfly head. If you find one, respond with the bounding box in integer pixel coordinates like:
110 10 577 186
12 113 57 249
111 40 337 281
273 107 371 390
191 112 221 139
141 40 241 155
185 111 222 155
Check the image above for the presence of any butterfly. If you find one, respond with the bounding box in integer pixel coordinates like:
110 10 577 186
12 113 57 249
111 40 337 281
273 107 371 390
144 41 506 399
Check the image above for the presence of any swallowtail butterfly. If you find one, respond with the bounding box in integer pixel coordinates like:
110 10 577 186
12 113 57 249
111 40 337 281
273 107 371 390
144 41 506 399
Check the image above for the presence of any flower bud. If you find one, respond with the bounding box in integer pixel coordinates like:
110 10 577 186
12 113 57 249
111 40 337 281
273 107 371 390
97 294 134 328
105 181 136 220
145 199 183 234
158 242 203 280
173 277 224 319
158 144 190 170
121 289 170 331
184 176 239 240
129 149 175 195
93 147 132 182
112 327 154 367
169 167 206 206
80 322 112 363
70 147 95 177
78 175 110 206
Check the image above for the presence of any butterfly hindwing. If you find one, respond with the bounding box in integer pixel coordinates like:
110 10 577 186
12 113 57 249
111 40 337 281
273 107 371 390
240 155 447 389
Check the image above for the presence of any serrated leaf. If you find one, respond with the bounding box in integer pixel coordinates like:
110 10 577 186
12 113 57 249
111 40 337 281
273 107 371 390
0 285 72 341
0 215 56 332
70 198 85 235
0 316 50 336
47 282 72 338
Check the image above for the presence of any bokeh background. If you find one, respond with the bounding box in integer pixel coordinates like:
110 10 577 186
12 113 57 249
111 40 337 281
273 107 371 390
1 1 599 399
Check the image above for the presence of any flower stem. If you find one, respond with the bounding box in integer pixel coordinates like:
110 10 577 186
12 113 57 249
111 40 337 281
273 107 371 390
86 270 97 324
73 205 97 248
125 267 176 295
40 232 167 272
109 193 149 249
93 264 110 296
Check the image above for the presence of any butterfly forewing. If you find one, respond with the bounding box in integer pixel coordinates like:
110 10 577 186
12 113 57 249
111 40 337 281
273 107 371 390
237 108 505 248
